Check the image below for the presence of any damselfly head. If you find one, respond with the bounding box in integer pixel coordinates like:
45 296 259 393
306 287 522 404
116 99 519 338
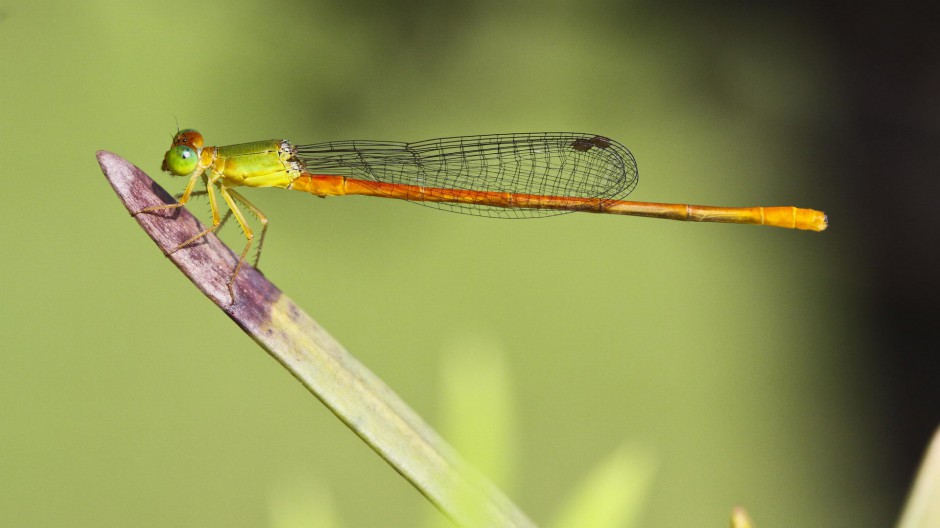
172 129 204 149
163 144 199 176
162 129 204 174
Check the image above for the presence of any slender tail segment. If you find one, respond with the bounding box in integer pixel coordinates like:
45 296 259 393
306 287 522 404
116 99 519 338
290 175 828 232
603 201 828 231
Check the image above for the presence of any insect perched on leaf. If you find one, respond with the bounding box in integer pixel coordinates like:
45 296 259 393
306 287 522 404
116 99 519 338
134 129 827 304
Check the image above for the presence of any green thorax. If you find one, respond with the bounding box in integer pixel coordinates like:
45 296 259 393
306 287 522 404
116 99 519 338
214 140 302 188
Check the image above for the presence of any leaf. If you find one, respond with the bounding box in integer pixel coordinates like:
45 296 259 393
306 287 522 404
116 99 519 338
97 151 536 528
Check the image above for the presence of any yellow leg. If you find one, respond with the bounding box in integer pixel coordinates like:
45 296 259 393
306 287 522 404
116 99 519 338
218 184 255 305
133 165 205 216
134 164 261 305
134 165 224 259
227 188 269 268
180 191 234 232
166 174 223 256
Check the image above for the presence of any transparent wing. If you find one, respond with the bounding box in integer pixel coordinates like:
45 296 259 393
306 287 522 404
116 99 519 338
295 133 638 218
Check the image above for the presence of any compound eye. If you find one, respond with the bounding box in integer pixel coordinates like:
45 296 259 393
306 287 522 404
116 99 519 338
174 129 204 148
163 144 198 175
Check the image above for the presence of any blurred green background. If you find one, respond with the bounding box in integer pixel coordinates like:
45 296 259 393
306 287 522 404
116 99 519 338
1 0 930 526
